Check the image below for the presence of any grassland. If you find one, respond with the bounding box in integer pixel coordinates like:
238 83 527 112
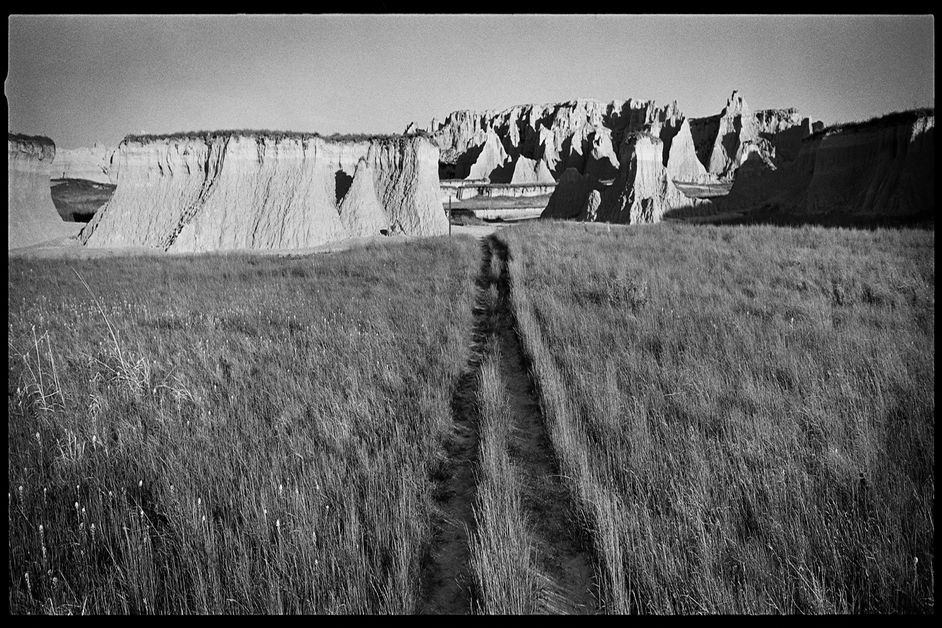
7 236 480 614
498 220 934 613
8 217 934 615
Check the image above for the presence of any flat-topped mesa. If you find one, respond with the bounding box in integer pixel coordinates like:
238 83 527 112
431 97 683 183
80 130 447 252
8 133 82 249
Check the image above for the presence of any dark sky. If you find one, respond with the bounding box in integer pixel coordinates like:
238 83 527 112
6 14 935 148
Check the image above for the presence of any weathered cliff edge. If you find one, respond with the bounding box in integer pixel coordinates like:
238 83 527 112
431 92 810 186
713 108 935 219
8 133 82 249
432 98 684 182
51 143 116 184
80 132 447 251
543 132 697 225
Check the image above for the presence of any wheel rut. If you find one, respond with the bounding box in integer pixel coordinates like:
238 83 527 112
418 235 597 614
487 236 598 614
417 240 494 614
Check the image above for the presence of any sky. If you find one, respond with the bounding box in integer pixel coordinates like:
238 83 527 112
6 14 935 148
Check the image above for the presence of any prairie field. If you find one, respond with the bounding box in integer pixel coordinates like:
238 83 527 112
7 220 935 615
498 221 934 613
7 237 481 614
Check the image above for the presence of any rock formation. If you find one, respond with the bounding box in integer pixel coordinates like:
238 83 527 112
431 98 683 182
584 127 620 181
689 93 812 178
581 189 602 222
466 129 512 181
8 133 81 249
338 158 391 237
594 132 690 224
51 142 116 184
541 167 605 220
510 155 556 185
665 119 710 183
431 94 812 187
691 91 760 177
80 131 447 251
804 110 934 216
714 108 935 219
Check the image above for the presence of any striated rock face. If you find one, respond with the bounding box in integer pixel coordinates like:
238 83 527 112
80 132 447 251
466 129 512 181
755 108 804 135
510 155 556 185
584 127 620 180
694 90 760 177
804 111 934 216
432 98 682 182
8 133 82 249
688 92 811 178
339 158 391 237
51 142 116 184
595 133 689 224
665 119 710 183
716 108 935 218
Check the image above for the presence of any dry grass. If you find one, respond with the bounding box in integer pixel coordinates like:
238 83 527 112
499 220 934 613
7 236 480 614
467 271 541 614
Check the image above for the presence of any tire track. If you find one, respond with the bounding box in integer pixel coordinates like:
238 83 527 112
488 236 598 614
419 236 596 614
418 241 494 614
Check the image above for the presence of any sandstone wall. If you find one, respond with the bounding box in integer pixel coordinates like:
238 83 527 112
510 155 556 184
431 98 682 182
8 133 82 249
80 132 447 251
666 119 710 183
715 109 935 218
595 133 689 224
805 112 934 216
51 143 116 184
688 92 810 178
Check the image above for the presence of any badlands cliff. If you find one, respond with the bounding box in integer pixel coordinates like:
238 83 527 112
431 98 684 183
594 132 689 224
80 131 447 252
51 142 116 184
432 92 810 193
713 108 935 219
543 131 694 225
8 133 82 249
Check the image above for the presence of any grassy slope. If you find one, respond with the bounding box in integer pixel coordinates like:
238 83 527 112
8 236 479 614
499 220 934 613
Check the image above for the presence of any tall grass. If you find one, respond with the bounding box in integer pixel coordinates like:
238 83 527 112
467 275 540 614
499 220 934 613
8 236 480 614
